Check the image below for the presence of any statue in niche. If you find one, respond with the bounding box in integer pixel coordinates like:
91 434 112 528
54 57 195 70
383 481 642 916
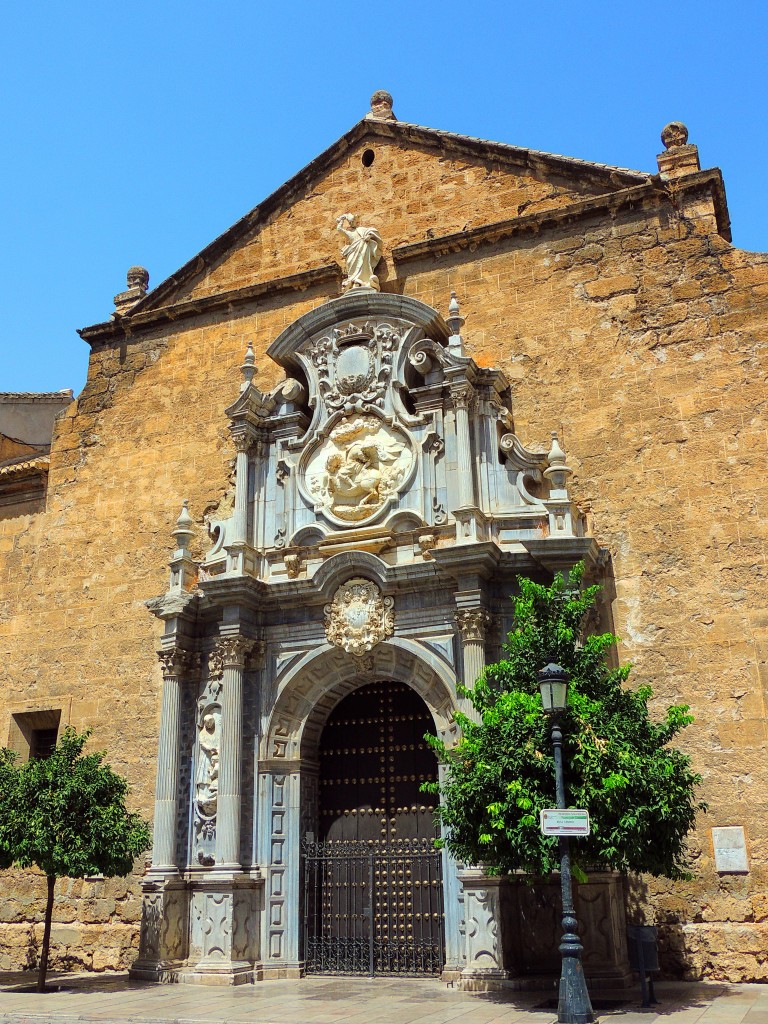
196 711 220 818
336 213 382 291
307 415 412 522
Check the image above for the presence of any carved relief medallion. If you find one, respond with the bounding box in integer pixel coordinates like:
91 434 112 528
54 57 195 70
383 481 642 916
305 414 414 524
324 578 394 657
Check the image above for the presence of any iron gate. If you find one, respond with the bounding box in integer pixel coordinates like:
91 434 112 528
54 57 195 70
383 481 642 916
302 836 445 976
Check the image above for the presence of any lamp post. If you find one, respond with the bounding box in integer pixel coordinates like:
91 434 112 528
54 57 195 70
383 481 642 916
538 663 594 1024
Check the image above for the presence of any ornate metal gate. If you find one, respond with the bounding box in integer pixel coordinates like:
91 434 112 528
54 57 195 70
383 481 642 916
303 680 445 975
303 836 444 975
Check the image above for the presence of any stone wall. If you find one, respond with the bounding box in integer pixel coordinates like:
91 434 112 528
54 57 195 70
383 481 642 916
1 126 767 980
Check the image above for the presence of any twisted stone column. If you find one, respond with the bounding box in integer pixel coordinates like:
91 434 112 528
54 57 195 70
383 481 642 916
215 637 255 869
455 609 492 724
151 649 195 873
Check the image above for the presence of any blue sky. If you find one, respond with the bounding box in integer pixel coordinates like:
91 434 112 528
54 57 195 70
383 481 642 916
1 1 766 395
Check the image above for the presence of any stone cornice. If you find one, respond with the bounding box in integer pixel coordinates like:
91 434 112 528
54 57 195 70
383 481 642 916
78 170 729 350
392 169 731 264
78 264 342 346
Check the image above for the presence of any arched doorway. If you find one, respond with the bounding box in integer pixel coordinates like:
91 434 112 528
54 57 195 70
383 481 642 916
303 680 445 976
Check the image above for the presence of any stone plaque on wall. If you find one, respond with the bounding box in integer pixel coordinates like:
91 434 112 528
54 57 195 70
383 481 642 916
712 826 749 873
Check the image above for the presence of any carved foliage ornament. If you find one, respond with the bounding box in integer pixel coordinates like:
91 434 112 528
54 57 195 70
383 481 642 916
456 608 492 643
157 648 200 678
324 578 394 658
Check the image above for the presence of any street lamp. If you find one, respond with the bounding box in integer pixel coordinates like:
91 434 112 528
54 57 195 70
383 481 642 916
537 663 594 1024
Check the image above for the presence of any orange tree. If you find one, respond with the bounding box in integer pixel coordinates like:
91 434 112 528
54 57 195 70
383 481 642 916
426 564 705 879
0 728 150 991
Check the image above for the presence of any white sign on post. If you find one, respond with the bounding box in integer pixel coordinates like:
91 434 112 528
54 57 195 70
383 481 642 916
540 809 590 836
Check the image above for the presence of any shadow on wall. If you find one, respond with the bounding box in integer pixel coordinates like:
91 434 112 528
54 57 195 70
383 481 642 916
625 874 697 981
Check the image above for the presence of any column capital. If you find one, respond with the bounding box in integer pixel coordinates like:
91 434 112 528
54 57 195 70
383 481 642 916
157 647 200 679
231 430 253 454
455 608 492 643
213 636 264 670
449 382 473 411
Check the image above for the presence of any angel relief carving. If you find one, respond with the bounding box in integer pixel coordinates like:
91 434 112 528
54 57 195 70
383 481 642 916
306 414 413 523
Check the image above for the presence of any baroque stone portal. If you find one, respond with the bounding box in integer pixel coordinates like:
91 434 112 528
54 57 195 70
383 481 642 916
324 577 394 657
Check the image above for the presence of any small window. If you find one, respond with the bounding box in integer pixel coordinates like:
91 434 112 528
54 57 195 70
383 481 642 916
30 727 59 760
9 709 61 762
361 149 375 167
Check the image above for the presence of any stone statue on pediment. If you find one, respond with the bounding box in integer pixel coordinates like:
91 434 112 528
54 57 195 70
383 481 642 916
336 213 382 291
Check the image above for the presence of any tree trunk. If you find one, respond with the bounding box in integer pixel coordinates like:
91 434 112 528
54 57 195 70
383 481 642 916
37 875 56 993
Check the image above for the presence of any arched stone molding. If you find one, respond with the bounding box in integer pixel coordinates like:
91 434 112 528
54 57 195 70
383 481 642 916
309 549 390 603
267 291 449 369
263 636 460 762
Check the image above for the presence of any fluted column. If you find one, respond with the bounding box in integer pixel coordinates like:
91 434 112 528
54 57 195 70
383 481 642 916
214 637 254 870
455 609 492 724
451 385 474 509
232 433 251 547
151 649 193 873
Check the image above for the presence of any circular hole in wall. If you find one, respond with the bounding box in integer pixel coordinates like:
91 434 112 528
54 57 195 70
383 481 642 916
362 149 375 167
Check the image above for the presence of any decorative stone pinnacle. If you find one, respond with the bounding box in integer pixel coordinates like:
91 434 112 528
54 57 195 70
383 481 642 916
172 499 195 550
367 90 396 121
547 432 567 468
240 341 256 392
127 265 150 292
657 121 699 180
446 291 465 337
660 121 689 151
544 433 573 492
113 265 149 315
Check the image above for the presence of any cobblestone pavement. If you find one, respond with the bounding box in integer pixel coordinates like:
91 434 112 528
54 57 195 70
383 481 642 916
0 974 766 1024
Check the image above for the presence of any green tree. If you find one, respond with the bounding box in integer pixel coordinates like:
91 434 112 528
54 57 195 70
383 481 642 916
427 564 705 880
0 728 151 991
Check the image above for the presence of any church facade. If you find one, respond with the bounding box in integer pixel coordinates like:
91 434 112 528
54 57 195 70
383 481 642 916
1 92 767 984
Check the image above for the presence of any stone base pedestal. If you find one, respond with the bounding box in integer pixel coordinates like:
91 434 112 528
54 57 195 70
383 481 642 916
130 874 190 983
131 872 264 985
179 873 263 985
458 868 510 991
506 871 633 990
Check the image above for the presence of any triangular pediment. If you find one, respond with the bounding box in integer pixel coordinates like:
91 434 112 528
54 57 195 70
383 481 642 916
126 115 650 317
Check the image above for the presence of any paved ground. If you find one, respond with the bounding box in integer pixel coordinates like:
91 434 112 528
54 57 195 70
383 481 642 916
0 973 766 1024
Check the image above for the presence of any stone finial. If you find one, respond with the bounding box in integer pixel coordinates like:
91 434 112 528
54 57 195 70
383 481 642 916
446 292 465 334
172 500 195 551
446 291 465 353
543 432 573 495
657 121 700 180
367 90 396 121
113 265 149 316
127 265 150 292
661 122 689 151
240 341 256 392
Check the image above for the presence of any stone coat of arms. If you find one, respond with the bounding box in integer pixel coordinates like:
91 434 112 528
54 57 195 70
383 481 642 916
324 578 394 657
